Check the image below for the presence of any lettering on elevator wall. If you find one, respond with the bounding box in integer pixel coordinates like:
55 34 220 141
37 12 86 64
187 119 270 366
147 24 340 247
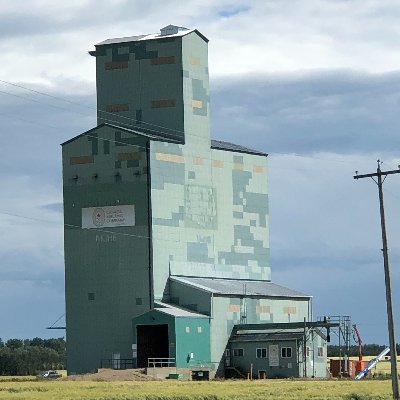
95 234 117 243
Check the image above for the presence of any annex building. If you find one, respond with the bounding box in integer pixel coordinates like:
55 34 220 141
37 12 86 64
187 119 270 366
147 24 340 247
62 25 329 378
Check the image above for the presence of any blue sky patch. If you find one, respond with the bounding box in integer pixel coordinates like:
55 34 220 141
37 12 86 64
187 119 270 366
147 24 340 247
218 4 250 17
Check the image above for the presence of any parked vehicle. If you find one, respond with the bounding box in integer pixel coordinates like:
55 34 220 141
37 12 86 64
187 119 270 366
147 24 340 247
37 370 62 379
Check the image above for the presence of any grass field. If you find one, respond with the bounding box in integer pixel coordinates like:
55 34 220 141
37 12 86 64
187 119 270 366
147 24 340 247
0 379 396 400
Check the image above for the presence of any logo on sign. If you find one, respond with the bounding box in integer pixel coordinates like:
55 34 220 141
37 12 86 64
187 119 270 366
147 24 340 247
93 208 106 227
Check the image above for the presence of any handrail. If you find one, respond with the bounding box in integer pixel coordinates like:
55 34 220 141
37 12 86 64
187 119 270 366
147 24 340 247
148 358 176 367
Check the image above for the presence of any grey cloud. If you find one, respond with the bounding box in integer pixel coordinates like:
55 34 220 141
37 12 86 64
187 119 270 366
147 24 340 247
0 279 64 339
211 71 400 154
274 263 400 344
1 70 400 342
41 203 63 213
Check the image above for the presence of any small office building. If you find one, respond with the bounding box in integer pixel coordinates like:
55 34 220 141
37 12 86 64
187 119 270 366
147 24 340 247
227 323 329 378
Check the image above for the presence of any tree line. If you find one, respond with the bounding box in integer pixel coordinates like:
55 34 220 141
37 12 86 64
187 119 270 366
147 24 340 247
0 337 65 376
328 343 400 357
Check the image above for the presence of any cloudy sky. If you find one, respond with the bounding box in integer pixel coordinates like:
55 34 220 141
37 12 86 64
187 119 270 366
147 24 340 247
1 0 400 345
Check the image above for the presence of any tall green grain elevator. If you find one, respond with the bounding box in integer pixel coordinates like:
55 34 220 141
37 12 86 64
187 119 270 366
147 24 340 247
62 25 315 377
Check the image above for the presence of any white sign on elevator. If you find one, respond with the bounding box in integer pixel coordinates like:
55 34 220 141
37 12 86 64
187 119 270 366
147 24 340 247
82 205 135 229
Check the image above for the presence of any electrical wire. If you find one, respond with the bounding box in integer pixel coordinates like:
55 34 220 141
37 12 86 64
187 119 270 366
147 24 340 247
0 79 187 139
1 77 395 170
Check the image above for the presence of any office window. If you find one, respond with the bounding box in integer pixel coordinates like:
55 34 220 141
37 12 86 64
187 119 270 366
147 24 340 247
256 348 267 358
281 347 292 358
317 347 324 357
233 348 244 357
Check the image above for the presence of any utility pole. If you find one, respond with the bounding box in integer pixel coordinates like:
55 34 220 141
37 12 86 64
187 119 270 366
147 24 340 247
354 160 399 400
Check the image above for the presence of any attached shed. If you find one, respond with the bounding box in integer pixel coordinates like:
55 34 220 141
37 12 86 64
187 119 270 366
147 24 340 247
227 322 329 379
168 275 312 375
132 303 211 368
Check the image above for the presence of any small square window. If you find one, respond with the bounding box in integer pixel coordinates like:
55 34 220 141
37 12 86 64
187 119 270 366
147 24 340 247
317 347 324 357
88 293 95 301
233 348 244 357
197 326 202 333
136 297 142 305
185 326 190 333
256 348 267 358
281 347 292 358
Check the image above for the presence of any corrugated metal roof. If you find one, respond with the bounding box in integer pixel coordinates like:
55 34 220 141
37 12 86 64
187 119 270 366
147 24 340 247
211 140 267 157
237 328 305 335
154 302 209 319
95 27 208 46
170 276 310 298
62 124 268 158
61 123 182 146
96 34 148 45
230 332 305 342
231 327 326 341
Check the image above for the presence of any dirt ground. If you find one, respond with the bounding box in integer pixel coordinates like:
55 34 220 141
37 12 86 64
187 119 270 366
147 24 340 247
65 368 158 381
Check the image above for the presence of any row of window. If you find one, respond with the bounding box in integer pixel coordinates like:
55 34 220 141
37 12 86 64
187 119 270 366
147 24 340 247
232 347 292 358
232 346 324 358
185 326 202 333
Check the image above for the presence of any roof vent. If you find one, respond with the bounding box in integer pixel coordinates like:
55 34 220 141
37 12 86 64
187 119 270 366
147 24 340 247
160 25 188 36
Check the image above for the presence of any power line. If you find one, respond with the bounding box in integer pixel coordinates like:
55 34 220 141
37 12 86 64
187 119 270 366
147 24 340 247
0 88 89 116
0 78 187 139
354 161 400 400
2 77 397 171
3 77 397 172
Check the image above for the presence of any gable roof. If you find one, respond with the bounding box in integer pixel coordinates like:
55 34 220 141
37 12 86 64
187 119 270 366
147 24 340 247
230 327 326 342
170 276 310 299
95 28 208 47
211 139 267 157
154 301 209 318
62 123 267 157
61 123 182 146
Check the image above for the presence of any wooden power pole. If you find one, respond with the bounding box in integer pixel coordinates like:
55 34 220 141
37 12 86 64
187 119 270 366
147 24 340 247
354 160 399 400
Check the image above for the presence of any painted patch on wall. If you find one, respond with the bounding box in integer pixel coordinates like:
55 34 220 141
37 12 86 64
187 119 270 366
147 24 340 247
82 205 135 229
184 185 217 229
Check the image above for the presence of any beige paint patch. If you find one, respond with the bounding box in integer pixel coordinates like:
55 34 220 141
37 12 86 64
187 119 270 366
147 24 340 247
256 305 271 314
106 104 129 112
151 99 176 108
284 307 297 314
228 304 241 313
190 57 200 65
253 165 265 173
213 160 224 168
193 156 203 165
233 163 244 171
155 153 185 164
151 56 175 65
191 100 203 108
105 61 128 70
70 155 94 165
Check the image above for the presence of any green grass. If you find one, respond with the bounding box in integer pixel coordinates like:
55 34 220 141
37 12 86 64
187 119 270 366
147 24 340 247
0 379 395 400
